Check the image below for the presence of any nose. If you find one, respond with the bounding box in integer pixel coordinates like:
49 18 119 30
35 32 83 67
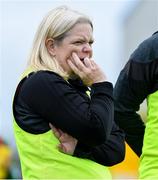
82 43 92 54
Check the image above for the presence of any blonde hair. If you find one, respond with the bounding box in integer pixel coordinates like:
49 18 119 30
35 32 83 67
27 6 93 79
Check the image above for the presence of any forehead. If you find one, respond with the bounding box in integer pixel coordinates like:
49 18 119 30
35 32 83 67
66 23 93 39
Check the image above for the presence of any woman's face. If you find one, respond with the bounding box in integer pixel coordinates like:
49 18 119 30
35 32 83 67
52 23 94 76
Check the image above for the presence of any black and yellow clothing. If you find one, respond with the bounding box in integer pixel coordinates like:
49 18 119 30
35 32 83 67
13 69 125 179
114 31 158 178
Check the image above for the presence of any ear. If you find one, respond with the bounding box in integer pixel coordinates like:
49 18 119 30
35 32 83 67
45 38 56 56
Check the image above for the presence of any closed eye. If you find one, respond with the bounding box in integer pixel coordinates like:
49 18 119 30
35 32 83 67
89 40 94 46
73 41 84 45
72 39 94 47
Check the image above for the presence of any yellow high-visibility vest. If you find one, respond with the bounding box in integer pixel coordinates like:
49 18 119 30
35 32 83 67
139 90 158 179
13 67 112 179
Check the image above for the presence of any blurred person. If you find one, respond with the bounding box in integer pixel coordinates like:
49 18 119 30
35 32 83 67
12 6 125 179
0 138 13 179
114 31 158 179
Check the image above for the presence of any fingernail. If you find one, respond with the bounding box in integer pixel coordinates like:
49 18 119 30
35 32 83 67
72 52 76 56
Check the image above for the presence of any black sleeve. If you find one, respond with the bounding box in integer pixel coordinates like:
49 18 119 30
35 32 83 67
74 122 125 166
20 71 114 147
114 34 158 156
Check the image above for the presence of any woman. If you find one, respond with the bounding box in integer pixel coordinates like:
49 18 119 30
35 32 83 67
13 6 125 179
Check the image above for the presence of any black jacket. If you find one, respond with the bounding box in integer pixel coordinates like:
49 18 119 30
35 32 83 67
13 71 125 166
114 31 158 156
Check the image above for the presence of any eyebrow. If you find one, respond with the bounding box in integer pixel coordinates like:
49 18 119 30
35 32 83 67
73 35 94 43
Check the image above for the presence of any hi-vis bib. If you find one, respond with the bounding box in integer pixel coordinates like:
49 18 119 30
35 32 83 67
13 67 112 179
139 90 158 179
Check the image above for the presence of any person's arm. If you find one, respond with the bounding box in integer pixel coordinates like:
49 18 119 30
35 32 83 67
74 122 125 166
114 34 158 156
50 121 125 166
114 64 145 156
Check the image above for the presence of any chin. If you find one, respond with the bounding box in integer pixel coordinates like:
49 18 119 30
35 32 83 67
69 73 79 80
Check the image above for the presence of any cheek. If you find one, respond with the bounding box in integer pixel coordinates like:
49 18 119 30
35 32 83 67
65 48 76 59
58 51 69 63
72 47 83 56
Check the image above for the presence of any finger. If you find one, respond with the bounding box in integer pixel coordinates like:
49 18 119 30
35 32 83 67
59 133 71 142
90 60 98 70
54 130 61 138
68 59 82 76
72 53 86 71
49 123 53 129
49 123 61 138
58 129 64 135
58 143 67 153
84 57 92 68
49 123 57 132
91 60 97 67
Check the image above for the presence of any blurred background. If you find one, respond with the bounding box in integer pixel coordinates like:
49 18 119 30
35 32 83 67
0 0 158 179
